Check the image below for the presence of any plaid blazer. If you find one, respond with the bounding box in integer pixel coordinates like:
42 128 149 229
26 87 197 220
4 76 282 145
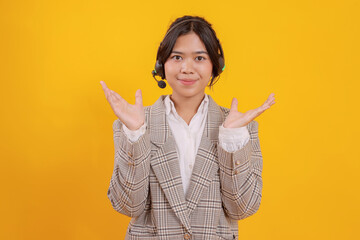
107 95 263 240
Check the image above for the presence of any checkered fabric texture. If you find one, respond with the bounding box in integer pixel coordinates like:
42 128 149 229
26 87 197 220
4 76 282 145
107 95 263 240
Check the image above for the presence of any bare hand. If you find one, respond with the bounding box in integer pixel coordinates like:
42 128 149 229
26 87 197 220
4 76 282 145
100 81 145 130
223 93 276 128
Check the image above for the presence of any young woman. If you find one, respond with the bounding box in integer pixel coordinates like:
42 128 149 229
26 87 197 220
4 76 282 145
101 15 275 240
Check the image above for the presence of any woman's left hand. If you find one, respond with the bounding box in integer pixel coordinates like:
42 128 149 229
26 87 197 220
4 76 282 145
223 93 276 128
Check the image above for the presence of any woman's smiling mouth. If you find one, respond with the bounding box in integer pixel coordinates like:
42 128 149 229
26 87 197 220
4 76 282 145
178 78 197 85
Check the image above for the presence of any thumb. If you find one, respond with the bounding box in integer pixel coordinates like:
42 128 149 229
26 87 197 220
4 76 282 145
135 89 143 106
230 97 238 112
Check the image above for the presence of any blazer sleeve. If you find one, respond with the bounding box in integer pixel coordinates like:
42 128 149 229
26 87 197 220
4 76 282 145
107 119 151 217
217 120 263 220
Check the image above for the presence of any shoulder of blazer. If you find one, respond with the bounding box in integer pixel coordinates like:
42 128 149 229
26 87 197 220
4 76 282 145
143 94 167 127
144 105 151 124
219 105 230 116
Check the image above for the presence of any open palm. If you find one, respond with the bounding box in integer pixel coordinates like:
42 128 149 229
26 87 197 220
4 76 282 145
223 93 276 128
100 81 145 130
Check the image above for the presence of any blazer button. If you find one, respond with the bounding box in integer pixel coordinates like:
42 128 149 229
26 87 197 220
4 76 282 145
184 233 191 239
234 170 239 175
235 160 240 165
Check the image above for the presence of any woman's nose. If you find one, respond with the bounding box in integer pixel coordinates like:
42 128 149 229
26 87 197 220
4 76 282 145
180 59 194 74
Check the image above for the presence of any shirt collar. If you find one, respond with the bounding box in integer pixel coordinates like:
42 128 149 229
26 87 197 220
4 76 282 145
164 94 209 116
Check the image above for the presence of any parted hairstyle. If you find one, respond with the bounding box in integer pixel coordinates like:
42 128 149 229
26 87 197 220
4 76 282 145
154 15 225 88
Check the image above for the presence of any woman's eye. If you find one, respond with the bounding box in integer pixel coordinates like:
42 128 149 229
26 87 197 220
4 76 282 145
171 55 182 60
196 56 206 61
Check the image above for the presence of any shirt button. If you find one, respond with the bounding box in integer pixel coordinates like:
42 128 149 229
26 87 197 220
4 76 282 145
128 151 133 158
184 233 191 239
189 164 193 169
235 160 240 165
234 170 239 175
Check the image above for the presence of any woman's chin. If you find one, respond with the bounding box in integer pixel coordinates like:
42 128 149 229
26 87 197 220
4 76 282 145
172 90 205 99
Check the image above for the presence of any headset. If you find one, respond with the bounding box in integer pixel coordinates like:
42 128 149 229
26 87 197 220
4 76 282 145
152 18 225 88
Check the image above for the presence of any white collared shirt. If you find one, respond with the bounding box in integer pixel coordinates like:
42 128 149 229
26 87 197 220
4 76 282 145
122 94 250 196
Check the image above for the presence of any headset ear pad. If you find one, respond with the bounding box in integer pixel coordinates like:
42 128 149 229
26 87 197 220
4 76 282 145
155 60 165 79
218 56 225 75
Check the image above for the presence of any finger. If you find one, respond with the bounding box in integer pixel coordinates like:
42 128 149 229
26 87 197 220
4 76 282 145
109 90 125 107
100 81 111 98
268 94 276 105
263 101 274 110
260 100 271 109
111 89 125 103
100 81 109 92
263 93 275 106
254 94 275 116
135 89 143 106
265 93 274 102
255 106 268 117
266 93 275 103
261 102 272 110
230 97 238 112
108 90 117 102
269 94 275 103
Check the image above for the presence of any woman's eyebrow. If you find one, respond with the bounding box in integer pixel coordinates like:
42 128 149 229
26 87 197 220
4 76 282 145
171 50 209 54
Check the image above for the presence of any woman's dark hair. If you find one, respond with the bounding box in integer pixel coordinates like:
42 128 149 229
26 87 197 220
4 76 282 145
156 15 225 88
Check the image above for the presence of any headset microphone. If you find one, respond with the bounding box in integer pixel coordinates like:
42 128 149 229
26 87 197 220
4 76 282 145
152 70 167 89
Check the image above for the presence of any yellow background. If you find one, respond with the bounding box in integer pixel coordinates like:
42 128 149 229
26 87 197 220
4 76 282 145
1 0 359 239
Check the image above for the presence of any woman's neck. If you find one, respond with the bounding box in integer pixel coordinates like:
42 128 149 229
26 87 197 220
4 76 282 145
170 93 205 125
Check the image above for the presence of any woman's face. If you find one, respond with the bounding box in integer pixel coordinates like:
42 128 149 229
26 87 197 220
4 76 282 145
164 32 213 100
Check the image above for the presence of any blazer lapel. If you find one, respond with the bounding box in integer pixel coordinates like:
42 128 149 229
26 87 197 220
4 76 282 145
185 95 226 216
149 96 192 233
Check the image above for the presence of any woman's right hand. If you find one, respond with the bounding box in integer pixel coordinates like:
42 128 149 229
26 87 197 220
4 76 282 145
100 81 145 131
